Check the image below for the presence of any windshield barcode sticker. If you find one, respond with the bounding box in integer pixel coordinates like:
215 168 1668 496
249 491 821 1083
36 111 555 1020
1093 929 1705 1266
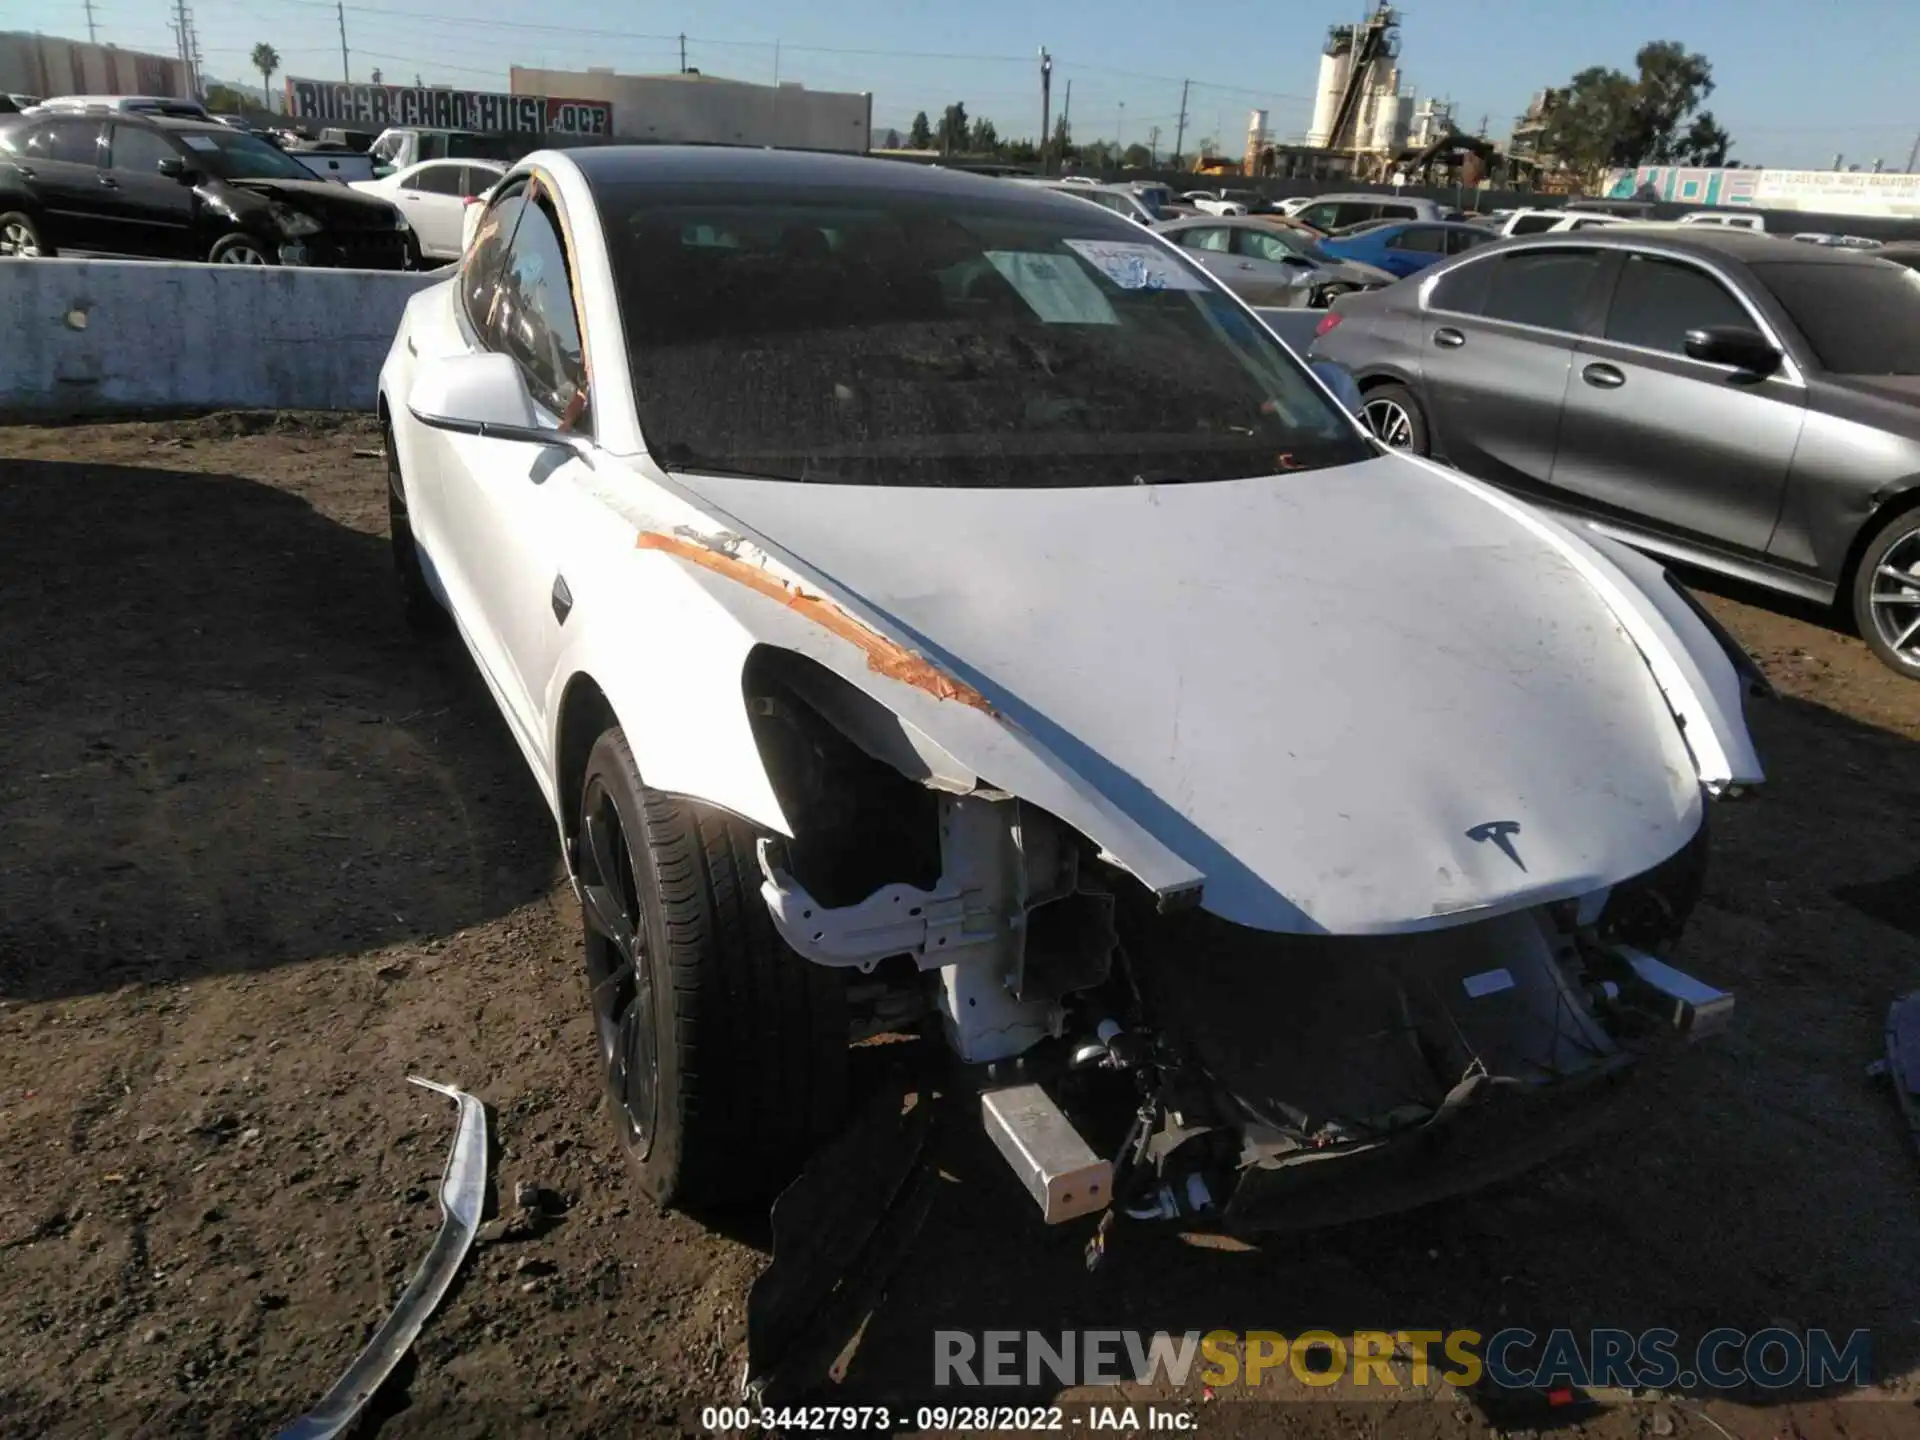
983 251 1117 324
1062 239 1209 293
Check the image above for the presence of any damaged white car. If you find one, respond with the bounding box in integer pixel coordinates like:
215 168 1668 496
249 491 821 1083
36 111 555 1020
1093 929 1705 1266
378 147 1766 1238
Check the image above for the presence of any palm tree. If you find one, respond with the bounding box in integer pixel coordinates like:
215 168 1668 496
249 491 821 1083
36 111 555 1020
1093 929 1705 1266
251 43 281 113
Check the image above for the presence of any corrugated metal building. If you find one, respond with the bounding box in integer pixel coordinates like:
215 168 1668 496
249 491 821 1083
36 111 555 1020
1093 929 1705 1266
507 67 870 153
0 32 189 101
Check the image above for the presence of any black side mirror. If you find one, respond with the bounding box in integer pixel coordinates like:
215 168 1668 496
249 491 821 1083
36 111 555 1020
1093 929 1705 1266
157 155 197 183
1684 325 1781 376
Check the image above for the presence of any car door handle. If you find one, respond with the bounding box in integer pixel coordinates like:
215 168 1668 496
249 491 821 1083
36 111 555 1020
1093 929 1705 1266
97 175 119 187
14 165 35 179
1433 327 1466 348
1582 362 1626 389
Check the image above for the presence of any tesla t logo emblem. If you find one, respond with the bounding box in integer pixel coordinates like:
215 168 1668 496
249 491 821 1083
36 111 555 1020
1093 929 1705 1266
1466 820 1527 872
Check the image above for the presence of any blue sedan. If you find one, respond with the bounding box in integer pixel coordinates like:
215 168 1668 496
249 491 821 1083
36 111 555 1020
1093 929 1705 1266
1312 220 1495 278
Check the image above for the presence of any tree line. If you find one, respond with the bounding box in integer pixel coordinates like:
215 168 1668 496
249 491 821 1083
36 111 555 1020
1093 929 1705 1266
891 102 1160 171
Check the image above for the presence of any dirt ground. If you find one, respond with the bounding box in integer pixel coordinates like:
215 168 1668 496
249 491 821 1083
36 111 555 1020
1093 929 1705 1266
0 416 1916 1440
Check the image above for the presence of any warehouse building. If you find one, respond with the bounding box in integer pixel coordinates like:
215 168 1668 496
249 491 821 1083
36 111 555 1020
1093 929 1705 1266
1 31 189 100
508 67 870 153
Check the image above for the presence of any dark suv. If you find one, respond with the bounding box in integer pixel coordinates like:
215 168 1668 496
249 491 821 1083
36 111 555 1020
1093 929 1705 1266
0 112 414 268
1310 227 1920 678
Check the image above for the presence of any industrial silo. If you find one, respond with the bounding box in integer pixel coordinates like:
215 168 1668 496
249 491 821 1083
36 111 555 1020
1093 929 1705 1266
1305 41 1351 148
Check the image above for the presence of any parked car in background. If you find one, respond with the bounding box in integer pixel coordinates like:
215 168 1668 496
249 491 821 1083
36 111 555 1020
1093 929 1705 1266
382 146 1762 1244
352 158 507 261
0 112 413 266
1289 193 1458 232
38 94 212 120
1155 214 1394 306
1018 178 1159 223
1311 219 1494 278
1494 208 1646 237
1678 210 1766 231
1310 228 1920 677
282 139 379 184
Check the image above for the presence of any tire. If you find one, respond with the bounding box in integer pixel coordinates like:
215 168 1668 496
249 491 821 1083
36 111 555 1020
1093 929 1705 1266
384 426 449 634
209 232 275 265
576 728 847 1210
1850 504 1920 679
1360 382 1428 454
0 211 50 258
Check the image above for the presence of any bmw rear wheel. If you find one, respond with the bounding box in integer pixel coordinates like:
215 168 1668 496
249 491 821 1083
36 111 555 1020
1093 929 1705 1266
209 233 274 265
0 212 48 258
1853 506 1920 678
1360 383 1428 454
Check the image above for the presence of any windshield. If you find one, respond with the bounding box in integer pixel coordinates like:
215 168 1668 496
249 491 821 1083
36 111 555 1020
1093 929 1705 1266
1753 260 1920 374
596 182 1369 487
180 129 318 182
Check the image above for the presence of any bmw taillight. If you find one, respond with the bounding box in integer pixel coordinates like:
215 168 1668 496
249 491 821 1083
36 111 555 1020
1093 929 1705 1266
1315 311 1343 337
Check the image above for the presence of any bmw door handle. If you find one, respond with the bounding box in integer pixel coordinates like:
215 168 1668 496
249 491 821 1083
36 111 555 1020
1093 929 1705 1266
97 175 119 187
1433 327 1465 348
1582 362 1626 389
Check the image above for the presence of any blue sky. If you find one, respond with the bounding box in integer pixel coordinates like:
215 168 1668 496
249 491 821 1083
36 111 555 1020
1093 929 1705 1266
13 0 1919 168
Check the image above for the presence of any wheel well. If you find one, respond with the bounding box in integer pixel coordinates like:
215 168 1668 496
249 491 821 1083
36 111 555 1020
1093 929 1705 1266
376 392 390 430
554 674 617 849
1837 484 1920 608
1357 372 1407 393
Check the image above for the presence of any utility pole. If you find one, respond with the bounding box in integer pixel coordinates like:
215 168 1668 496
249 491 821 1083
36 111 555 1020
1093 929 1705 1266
83 0 97 44
171 0 199 97
1173 78 1190 168
336 0 350 82
1038 47 1051 175
1062 77 1071 147
1149 123 1161 166
1117 99 1124 151
1905 132 1920 174
679 33 687 74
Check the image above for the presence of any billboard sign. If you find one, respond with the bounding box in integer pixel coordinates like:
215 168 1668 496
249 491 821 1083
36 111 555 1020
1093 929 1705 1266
285 78 613 137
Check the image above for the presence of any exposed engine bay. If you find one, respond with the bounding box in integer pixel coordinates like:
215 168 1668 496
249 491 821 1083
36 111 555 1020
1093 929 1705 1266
742 648 1734 1242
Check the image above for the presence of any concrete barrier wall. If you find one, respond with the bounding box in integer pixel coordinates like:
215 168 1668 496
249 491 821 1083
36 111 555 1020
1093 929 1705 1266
0 259 443 421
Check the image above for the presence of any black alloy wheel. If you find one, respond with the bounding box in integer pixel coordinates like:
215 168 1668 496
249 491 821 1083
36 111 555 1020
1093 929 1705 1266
578 772 659 1158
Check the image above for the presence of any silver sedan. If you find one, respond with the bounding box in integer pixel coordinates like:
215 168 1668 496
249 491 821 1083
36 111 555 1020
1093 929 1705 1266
1154 214 1395 307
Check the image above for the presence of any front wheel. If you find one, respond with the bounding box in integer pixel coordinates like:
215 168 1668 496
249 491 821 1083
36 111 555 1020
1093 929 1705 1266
1360 382 1429 455
209 232 275 265
1851 505 1920 678
0 211 49 258
576 728 847 1210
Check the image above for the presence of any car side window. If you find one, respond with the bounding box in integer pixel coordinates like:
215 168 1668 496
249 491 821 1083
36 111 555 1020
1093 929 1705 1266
491 196 587 425
1178 227 1232 253
22 117 101 164
1389 226 1447 253
1297 203 1339 231
1603 254 1752 356
107 124 175 174
409 164 463 196
1236 229 1298 263
458 167 496 200
1446 228 1489 255
1334 203 1377 229
1481 249 1605 333
1378 204 1417 221
461 178 529 336
1510 213 1560 235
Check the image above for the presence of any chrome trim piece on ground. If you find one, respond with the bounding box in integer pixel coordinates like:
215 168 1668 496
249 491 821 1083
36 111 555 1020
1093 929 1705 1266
276 1076 489 1440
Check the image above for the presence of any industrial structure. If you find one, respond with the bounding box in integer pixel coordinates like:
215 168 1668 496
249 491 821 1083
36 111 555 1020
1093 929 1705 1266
0 31 189 101
1304 4 1410 159
507 67 871 154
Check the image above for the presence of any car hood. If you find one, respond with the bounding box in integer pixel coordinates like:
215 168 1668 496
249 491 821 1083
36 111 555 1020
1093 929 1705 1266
669 456 1706 935
223 177 398 229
